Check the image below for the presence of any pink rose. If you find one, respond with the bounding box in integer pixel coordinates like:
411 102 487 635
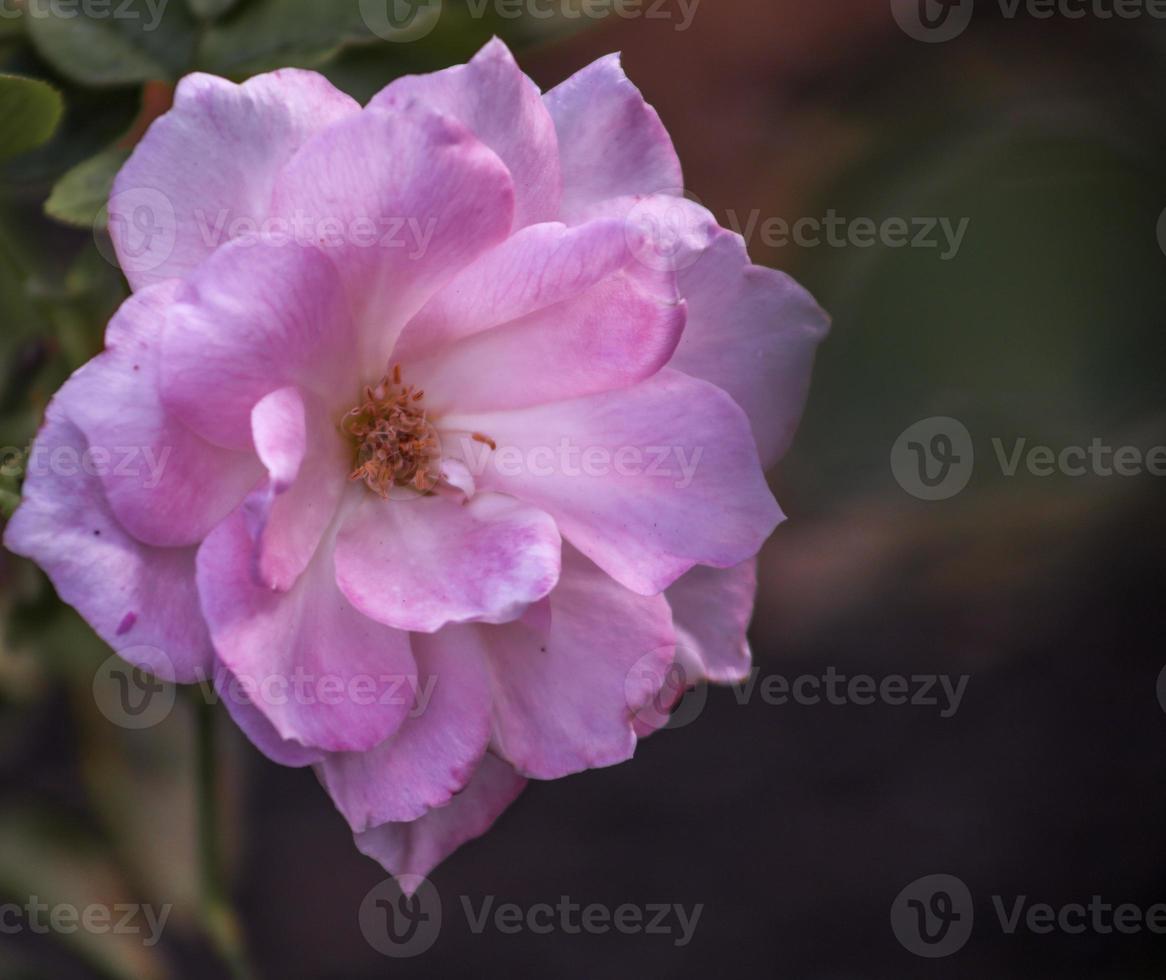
4 39 828 885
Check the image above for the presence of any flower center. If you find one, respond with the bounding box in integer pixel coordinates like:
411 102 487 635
342 365 440 498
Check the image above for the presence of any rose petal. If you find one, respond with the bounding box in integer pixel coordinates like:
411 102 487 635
270 101 515 369
4 405 213 682
483 548 674 779
370 37 559 229
544 53 682 224
355 752 526 889
161 236 358 451
333 492 561 634
111 70 358 289
665 559 757 684
318 624 493 831
59 281 261 549
197 509 417 753
444 370 783 595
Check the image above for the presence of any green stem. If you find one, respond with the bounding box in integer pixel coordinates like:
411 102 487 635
196 698 259 980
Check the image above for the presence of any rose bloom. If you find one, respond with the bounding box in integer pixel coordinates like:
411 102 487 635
4 40 827 885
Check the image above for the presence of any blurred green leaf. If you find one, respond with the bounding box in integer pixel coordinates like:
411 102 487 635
45 146 128 228
185 0 242 18
26 0 197 85
196 0 373 76
0 73 63 161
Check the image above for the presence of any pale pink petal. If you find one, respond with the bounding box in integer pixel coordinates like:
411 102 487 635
111 70 359 290
61 281 261 549
355 753 526 888
270 102 515 369
370 37 559 229
665 559 757 684
671 230 830 468
215 664 325 768
318 625 492 831
444 370 782 595
196 510 417 753
544 53 682 224
243 387 348 591
161 237 358 451
394 218 635 362
333 493 561 634
4 405 213 683
482 548 674 779
413 265 684 416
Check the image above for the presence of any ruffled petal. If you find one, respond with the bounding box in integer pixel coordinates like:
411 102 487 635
62 281 261 549
483 548 674 779
196 509 417 753
318 625 492 831
110 70 359 289
333 492 561 634
665 559 757 684
4 405 213 683
370 37 559 229
243 386 348 591
355 753 526 888
544 53 682 224
444 370 782 595
671 230 830 468
270 101 515 369
394 218 635 362
161 237 358 451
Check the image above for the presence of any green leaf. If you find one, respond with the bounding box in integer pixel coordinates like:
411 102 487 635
185 0 242 18
45 146 129 228
25 0 197 86
197 0 373 76
0 73 63 162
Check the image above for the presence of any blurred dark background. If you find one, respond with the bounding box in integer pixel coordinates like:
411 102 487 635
2 0 1166 977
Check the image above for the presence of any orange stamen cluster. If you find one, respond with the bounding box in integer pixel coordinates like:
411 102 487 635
342 365 439 498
